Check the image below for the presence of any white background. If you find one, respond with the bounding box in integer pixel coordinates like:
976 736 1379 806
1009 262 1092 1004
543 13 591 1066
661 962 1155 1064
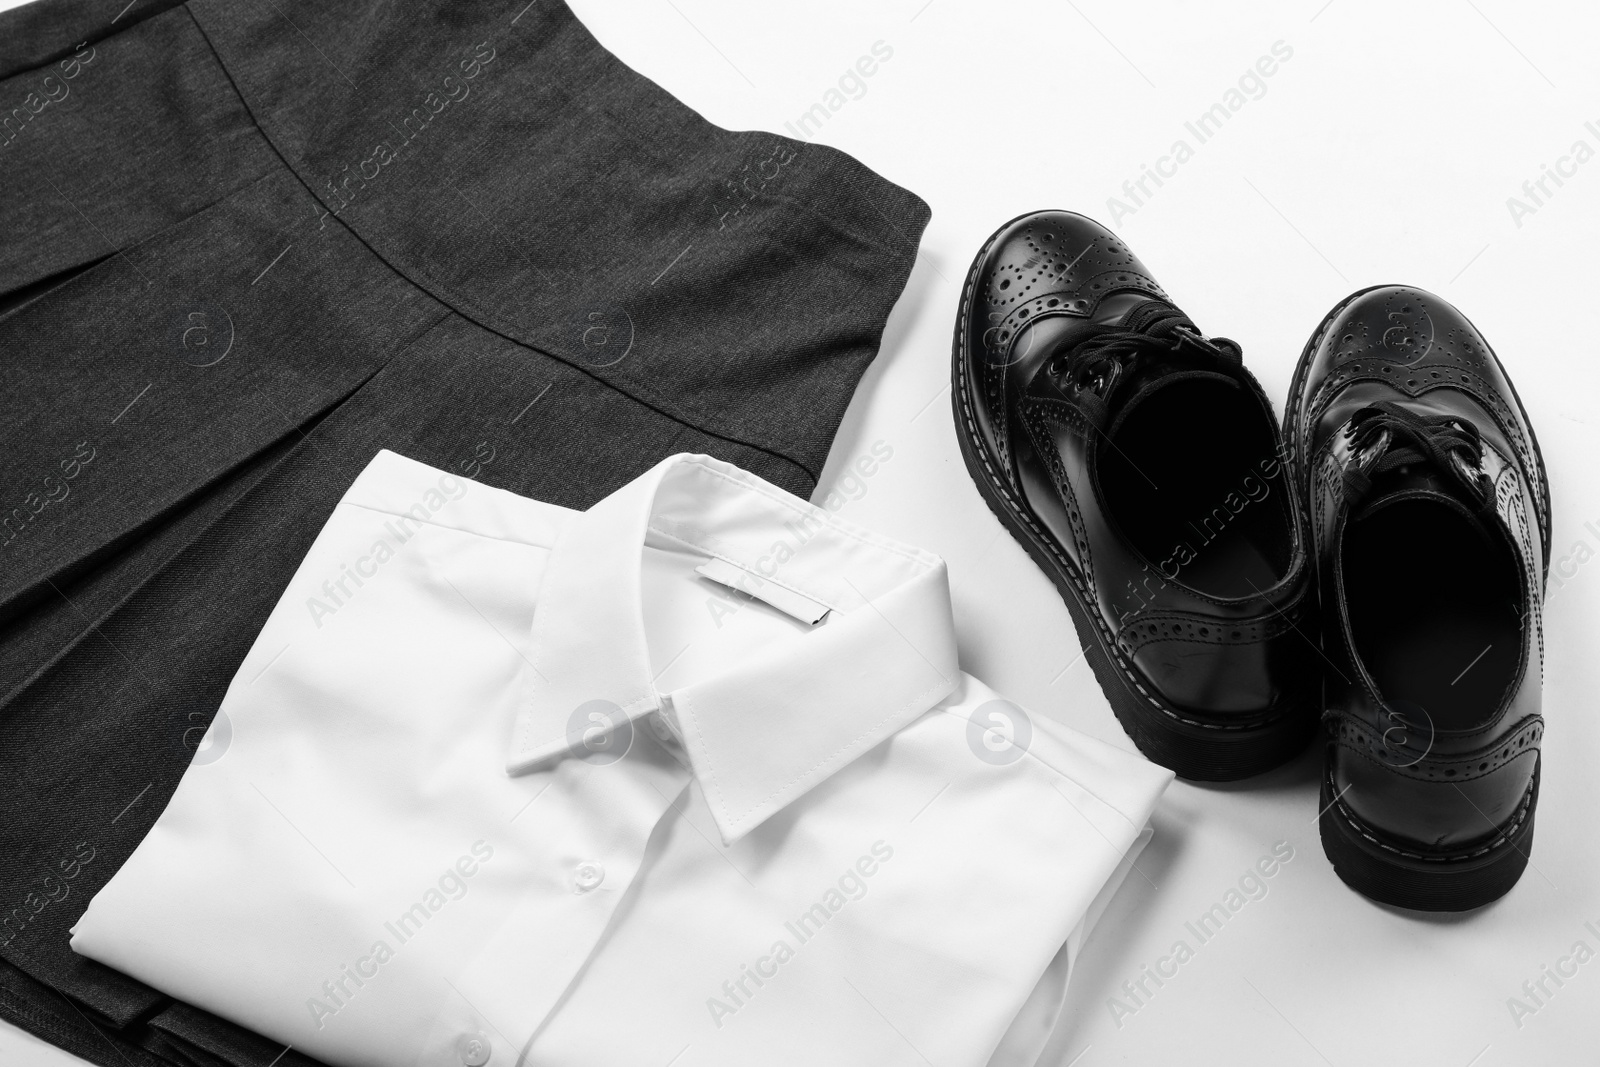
4 1 1598 1065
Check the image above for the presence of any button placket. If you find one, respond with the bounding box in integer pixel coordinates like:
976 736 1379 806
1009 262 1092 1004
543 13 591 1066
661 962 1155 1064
648 711 677 744
457 1031 492 1066
572 861 605 893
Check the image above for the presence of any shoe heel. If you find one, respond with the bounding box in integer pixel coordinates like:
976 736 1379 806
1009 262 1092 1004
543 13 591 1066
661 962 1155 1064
1318 762 1537 912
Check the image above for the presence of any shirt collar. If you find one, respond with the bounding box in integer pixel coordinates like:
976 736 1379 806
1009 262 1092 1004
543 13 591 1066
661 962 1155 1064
508 454 959 843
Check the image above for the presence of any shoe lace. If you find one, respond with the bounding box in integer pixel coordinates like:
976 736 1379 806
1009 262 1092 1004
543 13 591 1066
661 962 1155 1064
1342 401 1492 510
1045 308 1243 424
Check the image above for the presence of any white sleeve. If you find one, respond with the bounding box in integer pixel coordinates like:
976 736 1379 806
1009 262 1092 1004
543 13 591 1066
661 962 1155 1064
985 826 1156 1067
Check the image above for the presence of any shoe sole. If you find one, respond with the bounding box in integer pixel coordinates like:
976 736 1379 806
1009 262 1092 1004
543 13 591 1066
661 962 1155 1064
1318 759 1538 912
950 212 1315 782
1285 285 1551 910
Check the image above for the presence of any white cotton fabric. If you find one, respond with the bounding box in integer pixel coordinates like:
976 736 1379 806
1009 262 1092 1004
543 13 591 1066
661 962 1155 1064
72 450 1171 1067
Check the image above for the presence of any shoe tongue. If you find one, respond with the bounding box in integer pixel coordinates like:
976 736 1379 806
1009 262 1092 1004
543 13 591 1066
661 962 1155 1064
1352 462 1491 532
1105 296 1192 336
1101 299 1244 434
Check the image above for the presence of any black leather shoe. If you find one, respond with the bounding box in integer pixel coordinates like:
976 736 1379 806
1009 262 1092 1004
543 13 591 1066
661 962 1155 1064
1285 284 1549 911
952 210 1317 781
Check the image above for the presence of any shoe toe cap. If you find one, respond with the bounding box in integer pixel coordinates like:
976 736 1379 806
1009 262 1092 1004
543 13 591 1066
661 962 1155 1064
1291 285 1513 454
1297 284 1502 405
968 210 1166 362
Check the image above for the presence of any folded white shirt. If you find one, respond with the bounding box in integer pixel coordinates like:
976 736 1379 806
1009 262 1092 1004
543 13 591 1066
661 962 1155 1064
72 450 1171 1067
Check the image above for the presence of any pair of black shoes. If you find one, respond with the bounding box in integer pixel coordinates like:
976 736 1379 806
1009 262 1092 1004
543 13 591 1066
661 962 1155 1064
953 211 1548 912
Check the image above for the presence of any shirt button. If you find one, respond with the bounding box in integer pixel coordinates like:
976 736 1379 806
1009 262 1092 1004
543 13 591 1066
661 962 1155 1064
457 1032 491 1066
573 861 605 892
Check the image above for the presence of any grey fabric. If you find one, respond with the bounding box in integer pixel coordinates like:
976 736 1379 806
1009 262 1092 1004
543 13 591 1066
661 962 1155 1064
0 1 929 1063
